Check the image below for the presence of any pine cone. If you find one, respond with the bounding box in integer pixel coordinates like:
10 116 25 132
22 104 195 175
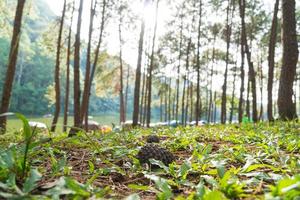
137 144 175 166
146 135 160 143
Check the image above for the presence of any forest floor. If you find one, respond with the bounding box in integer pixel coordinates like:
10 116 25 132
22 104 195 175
0 120 299 199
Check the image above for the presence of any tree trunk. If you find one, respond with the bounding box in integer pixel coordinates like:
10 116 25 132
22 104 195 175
83 0 107 126
278 0 298 120
195 0 202 125
146 0 159 127
181 38 192 126
267 0 279 122
221 0 235 124
63 1 75 132
175 16 183 124
73 0 84 128
229 66 237 123
51 0 67 132
238 0 245 123
132 2 146 126
208 37 216 123
0 0 26 132
118 0 125 124
80 0 97 130
239 0 258 122
124 65 130 120
168 78 172 122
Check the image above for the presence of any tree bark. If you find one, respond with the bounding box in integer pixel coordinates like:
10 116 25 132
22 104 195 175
267 0 279 121
195 0 202 125
73 0 84 128
132 2 146 126
0 0 26 132
278 0 299 120
239 0 258 122
51 0 67 132
175 16 183 124
80 0 97 130
118 0 125 124
221 0 235 124
63 1 75 132
146 0 159 127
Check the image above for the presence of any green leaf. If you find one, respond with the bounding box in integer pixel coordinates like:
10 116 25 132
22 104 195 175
204 190 228 200
128 184 150 191
178 160 192 179
23 168 42 193
145 174 173 199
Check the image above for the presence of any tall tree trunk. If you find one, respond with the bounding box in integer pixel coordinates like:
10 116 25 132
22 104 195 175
278 0 298 120
195 0 202 125
81 0 96 130
229 66 237 123
73 0 84 128
168 78 172 122
221 0 235 124
181 38 192 126
124 65 130 120
0 0 26 132
118 0 125 124
208 37 216 123
146 0 159 127
259 56 263 120
51 0 67 132
132 2 146 126
238 0 245 123
246 78 250 118
239 0 258 122
83 0 107 126
190 83 193 122
267 0 279 121
213 91 217 123
63 1 75 132
175 16 183 124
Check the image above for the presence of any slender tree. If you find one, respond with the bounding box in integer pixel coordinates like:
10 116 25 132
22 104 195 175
73 0 84 128
278 0 299 120
146 0 159 127
239 0 258 122
51 0 67 132
0 0 26 132
267 0 279 121
81 0 97 130
118 0 125 124
132 0 147 126
63 1 75 132
195 0 202 125
221 0 235 124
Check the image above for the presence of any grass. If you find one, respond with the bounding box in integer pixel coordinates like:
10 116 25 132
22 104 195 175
6 113 119 131
0 120 299 199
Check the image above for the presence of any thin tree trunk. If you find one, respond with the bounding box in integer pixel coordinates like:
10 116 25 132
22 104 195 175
195 0 202 125
124 65 130 120
239 0 258 122
267 0 279 121
132 2 146 126
229 65 237 123
51 0 67 132
221 0 235 124
118 0 125 124
208 37 216 123
278 0 298 120
175 16 183 124
73 0 84 128
0 0 26 132
81 0 97 130
63 1 75 132
84 0 107 125
238 0 245 123
181 38 192 126
259 55 263 121
168 77 172 122
190 83 193 122
146 0 159 127
246 78 250 118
